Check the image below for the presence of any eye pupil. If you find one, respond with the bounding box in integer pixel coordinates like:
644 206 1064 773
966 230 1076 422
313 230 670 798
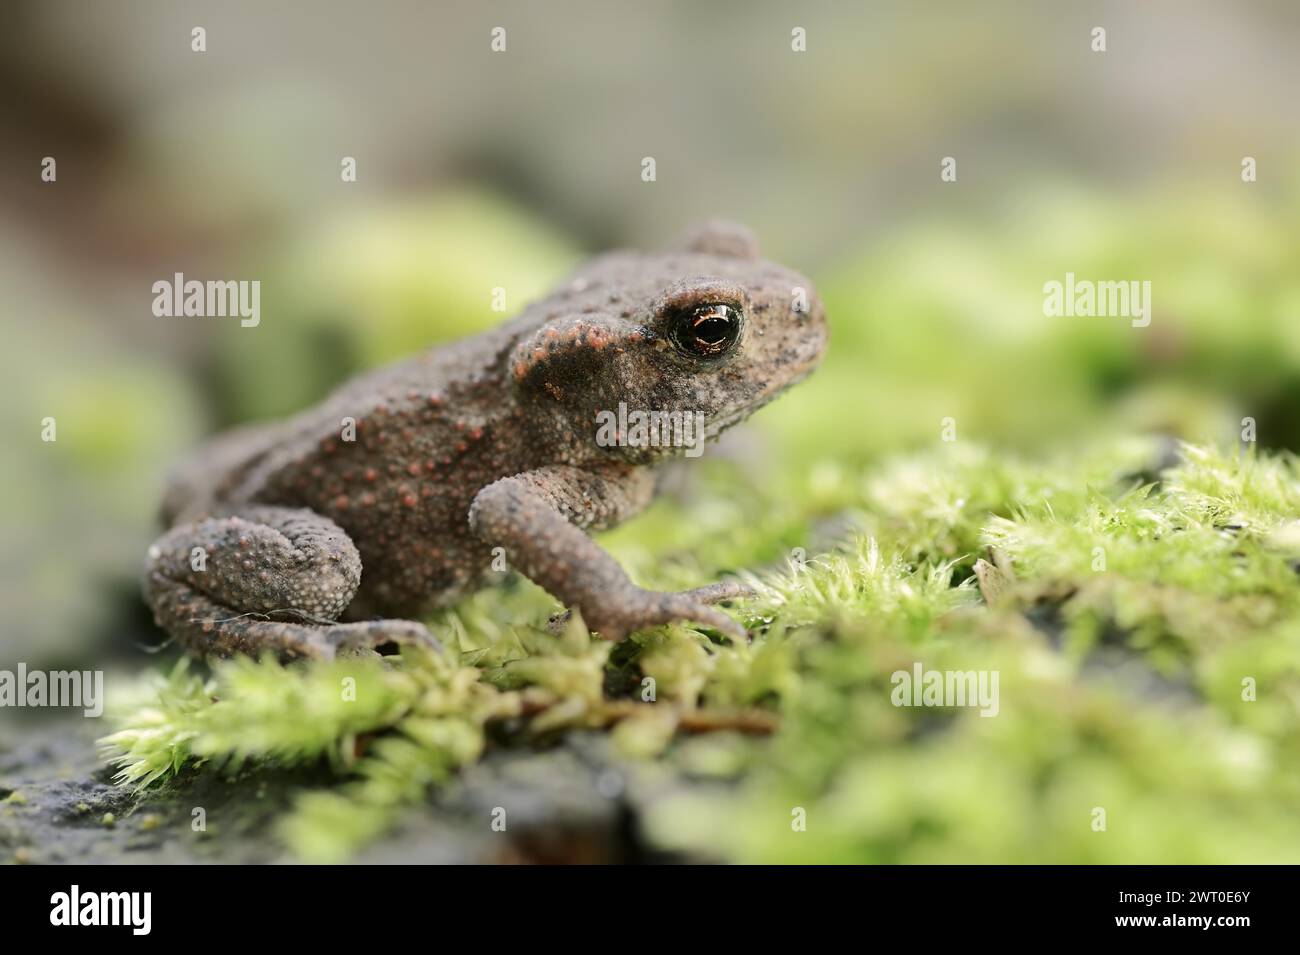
693 315 729 344
672 303 742 359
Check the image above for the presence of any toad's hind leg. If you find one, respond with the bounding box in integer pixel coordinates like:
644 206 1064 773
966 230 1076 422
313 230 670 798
142 505 440 661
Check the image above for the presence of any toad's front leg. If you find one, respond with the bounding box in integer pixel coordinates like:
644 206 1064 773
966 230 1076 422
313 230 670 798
468 464 748 641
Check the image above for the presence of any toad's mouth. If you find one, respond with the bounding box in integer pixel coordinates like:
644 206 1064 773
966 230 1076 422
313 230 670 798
703 350 824 440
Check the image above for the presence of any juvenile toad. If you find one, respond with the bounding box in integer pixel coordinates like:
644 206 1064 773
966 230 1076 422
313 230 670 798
144 222 827 659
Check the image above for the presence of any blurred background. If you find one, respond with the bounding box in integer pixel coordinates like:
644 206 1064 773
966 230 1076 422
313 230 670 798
2 0 1299 667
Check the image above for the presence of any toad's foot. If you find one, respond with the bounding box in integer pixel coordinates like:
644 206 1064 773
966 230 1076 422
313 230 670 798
547 580 752 641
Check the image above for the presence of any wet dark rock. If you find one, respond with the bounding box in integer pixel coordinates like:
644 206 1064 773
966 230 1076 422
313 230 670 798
1 714 692 864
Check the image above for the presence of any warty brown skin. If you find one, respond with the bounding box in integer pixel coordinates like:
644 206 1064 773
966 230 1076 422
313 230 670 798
143 222 828 660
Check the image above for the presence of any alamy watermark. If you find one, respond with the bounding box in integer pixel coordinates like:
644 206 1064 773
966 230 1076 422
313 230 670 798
595 402 706 458
1043 272 1151 328
151 272 260 327
50 885 151 935
891 663 999 717
1 663 104 717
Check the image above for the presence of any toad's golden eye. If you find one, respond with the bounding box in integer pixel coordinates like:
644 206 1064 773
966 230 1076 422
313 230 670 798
670 303 743 360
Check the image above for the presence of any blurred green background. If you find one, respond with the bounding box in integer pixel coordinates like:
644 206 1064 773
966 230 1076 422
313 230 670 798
2 0 1298 676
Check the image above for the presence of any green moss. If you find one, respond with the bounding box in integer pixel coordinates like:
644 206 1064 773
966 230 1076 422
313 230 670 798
101 438 1300 862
